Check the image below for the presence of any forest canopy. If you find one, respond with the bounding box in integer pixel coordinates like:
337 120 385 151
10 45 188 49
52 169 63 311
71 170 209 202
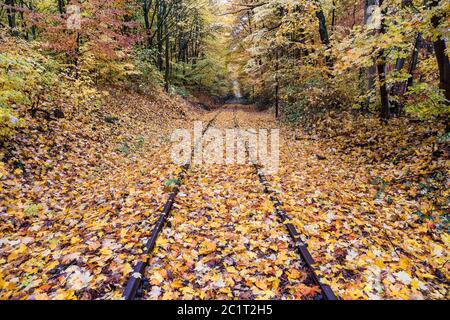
225 0 449 121
0 0 449 133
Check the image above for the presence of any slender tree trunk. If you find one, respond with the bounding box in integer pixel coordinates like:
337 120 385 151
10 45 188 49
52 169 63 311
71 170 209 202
376 0 390 119
389 50 407 114
315 10 329 46
377 61 390 119
315 6 332 67
429 0 450 102
157 1 165 71
73 32 80 77
362 0 377 110
143 0 152 48
29 0 37 38
395 56 405 72
18 0 28 39
148 1 158 48
164 22 170 92
57 0 65 16
352 1 357 28
406 33 422 90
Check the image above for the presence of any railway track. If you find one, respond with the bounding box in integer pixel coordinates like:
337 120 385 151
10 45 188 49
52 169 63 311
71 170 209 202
123 107 337 300
232 107 337 300
123 110 223 300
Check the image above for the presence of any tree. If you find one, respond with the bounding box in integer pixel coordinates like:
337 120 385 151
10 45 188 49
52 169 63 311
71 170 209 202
363 0 378 110
428 0 450 102
375 0 390 119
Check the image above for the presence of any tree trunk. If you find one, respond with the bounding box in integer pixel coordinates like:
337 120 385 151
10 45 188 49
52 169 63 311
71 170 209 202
315 7 332 67
18 0 28 39
29 0 37 39
406 33 422 90
362 0 378 110
315 9 329 46
164 22 170 92
395 56 405 72
157 1 165 71
376 0 390 119
429 0 450 102
57 0 65 15
143 0 152 48
6 0 17 34
389 50 407 114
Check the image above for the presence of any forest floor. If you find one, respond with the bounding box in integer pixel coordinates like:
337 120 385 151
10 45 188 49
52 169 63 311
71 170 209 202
0 89 448 300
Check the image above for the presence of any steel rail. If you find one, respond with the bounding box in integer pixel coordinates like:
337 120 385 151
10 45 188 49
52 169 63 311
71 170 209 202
123 110 223 300
232 107 337 300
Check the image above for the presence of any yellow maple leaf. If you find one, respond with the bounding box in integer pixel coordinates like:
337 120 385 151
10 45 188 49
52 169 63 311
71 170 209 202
99 248 113 257
156 237 168 247
171 279 183 289
374 259 385 268
225 266 237 274
122 263 133 276
199 240 216 255
254 279 268 290
150 271 165 285
70 237 81 244
411 279 420 290
7 244 27 262
287 269 301 280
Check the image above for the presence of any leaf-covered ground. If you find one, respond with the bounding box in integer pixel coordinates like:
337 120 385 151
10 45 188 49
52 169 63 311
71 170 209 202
0 94 448 300
245 110 449 299
139 110 319 300
0 89 202 299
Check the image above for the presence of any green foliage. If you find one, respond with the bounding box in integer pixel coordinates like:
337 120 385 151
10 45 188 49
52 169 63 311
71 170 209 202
127 48 163 93
0 107 20 144
174 86 190 98
24 203 44 218
405 83 449 119
0 47 55 106
282 98 310 124
164 178 180 187
116 142 130 155
230 0 449 119
0 39 58 143
137 135 145 148
173 56 232 97
79 48 137 85
0 35 106 146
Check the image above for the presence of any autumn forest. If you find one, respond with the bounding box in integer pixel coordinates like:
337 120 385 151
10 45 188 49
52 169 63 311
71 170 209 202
0 0 448 302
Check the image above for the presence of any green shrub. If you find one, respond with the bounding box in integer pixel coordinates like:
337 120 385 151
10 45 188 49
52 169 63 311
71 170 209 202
130 48 163 93
282 98 310 124
174 86 190 98
0 107 20 144
405 82 449 119
0 44 57 144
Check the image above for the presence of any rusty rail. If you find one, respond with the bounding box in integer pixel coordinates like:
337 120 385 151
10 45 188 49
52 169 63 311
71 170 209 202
232 107 337 300
123 110 222 300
